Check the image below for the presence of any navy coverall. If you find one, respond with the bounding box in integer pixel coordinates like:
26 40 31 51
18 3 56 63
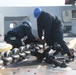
37 11 71 57
4 25 36 48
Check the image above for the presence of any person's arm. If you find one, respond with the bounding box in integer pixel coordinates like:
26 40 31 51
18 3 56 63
24 26 45 44
24 26 36 40
37 20 43 39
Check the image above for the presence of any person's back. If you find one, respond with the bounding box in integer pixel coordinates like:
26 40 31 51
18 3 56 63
37 11 63 32
8 24 31 39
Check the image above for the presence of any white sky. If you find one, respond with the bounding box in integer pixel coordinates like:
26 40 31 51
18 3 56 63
0 0 65 7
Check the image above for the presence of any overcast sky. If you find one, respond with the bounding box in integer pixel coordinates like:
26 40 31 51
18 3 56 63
0 0 65 6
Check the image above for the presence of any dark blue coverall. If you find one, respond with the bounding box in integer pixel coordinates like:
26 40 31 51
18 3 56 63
37 11 72 58
4 25 36 48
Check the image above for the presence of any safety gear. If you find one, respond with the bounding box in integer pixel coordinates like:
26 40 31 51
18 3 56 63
33 8 42 18
22 20 32 28
69 49 74 56
66 49 74 62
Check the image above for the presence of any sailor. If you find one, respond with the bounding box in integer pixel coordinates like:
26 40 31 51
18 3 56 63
33 7 74 61
4 20 44 48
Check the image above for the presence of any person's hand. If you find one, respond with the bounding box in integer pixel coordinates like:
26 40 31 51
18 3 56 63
23 39 32 45
36 37 46 44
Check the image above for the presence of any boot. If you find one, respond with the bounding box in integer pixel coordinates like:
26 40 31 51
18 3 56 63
66 51 74 62
69 49 74 56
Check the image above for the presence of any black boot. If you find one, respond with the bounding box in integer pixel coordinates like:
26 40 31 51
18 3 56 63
67 52 74 62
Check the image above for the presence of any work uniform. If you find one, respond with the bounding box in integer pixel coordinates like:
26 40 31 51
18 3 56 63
4 25 36 48
37 11 71 57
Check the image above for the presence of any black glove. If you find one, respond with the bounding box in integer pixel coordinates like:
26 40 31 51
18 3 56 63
23 39 33 45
